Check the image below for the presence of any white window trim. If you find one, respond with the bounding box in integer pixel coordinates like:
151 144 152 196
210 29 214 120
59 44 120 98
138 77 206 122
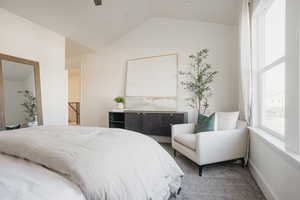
249 127 300 172
256 0 285 140
259 125 284 140
260 57 285 73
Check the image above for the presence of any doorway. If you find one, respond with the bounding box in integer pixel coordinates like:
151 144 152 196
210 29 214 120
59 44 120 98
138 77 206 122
68 67 81 125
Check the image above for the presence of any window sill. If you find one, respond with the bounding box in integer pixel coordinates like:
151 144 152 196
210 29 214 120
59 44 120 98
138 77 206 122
249 127 300 171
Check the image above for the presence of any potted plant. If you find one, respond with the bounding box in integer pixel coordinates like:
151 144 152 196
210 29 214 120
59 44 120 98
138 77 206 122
179 49 218 114
18 90 38 126
114 96 125 109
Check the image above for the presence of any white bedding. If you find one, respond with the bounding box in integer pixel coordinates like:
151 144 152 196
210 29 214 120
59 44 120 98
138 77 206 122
0 126 183 200
0 154 86 200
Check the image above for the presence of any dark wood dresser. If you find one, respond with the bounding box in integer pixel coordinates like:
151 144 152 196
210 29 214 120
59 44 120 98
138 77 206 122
109 111 188 137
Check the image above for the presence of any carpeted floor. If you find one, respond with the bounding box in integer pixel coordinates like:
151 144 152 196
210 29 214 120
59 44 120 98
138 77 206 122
161 144 266 200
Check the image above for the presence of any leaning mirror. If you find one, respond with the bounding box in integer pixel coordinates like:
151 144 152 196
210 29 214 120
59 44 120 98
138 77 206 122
0 54 43 130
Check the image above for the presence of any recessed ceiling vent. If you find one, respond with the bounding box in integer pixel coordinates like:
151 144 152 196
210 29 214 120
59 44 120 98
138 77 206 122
94 0 102 6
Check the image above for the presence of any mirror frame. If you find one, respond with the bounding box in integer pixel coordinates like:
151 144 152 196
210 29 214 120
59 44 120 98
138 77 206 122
0 53 43 126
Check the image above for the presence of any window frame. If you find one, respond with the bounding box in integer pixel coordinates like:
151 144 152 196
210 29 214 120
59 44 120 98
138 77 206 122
256 0 286 140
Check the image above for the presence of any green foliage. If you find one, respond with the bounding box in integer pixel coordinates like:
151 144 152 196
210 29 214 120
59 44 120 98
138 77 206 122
114 96 125 103
179 49 218 114
18 90 37 122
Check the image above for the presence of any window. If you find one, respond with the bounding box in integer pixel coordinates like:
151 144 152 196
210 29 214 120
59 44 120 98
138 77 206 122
257 0 286 139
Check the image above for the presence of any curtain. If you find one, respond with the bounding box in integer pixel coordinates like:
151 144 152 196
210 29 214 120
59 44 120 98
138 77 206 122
239 0 253 164
239 0 253 125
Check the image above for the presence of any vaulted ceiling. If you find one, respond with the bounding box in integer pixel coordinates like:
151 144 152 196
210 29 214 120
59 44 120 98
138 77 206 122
0 0 241 51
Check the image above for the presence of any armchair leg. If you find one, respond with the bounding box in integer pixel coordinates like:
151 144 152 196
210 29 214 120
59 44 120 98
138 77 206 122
199 166 203 176
173 149 177 158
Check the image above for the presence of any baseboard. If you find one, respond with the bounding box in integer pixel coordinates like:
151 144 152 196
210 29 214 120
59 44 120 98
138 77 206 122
248 160 279 200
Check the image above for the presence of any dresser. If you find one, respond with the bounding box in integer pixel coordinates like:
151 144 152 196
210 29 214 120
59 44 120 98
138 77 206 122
109 111 188 137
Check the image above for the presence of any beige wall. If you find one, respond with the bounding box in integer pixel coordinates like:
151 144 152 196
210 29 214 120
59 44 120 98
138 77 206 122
68 68 81 102
81 18 239 127
0 8 68 125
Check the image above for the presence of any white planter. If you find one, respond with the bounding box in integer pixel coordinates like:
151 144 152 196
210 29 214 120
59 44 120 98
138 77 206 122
28 120 38 127
28 115 38 127
117 103 124 109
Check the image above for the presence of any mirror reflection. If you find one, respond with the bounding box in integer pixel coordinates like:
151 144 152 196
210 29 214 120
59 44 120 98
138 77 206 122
2 60 37 129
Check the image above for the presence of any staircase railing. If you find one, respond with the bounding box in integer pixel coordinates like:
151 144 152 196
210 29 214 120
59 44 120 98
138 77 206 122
68 102 80 125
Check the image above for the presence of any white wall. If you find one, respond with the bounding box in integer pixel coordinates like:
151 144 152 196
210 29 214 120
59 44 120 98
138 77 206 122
285 0 300 154
0 8 68 125
81 18 239 127
249 130 300 200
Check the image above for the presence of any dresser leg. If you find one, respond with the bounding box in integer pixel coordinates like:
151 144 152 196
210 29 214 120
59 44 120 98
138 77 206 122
241 158 245 168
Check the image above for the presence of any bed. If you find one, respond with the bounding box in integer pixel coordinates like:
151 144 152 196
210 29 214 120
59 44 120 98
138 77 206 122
0 126 183 200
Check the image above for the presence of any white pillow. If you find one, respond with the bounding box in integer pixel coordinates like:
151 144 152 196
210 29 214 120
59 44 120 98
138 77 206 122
215 112 240 131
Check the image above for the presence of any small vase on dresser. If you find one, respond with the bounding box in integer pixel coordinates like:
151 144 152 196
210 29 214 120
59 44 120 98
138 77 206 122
117 103 124 109
114 96 125 110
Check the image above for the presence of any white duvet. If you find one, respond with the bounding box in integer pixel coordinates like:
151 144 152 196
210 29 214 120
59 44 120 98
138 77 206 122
0 126 183 200
0 153 86 200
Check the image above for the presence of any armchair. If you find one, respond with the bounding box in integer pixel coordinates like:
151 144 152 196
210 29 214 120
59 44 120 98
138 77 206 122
171 120 248 176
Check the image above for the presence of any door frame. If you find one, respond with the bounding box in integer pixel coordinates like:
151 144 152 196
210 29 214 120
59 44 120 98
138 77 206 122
0 53 43 127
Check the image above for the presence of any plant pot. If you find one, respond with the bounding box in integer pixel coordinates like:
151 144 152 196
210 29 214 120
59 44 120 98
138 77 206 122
117 103 124 109
28 115 38 127
28 120 38 127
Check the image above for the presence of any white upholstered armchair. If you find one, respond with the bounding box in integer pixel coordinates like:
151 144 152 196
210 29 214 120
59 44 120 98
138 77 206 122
171 119 248 176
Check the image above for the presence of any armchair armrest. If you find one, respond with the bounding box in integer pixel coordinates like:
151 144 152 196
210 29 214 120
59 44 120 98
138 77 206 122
237 120 248 129
196 128 247 137
171 123 195 138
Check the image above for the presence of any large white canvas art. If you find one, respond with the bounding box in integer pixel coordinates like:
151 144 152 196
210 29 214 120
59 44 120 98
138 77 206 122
126 54 177 97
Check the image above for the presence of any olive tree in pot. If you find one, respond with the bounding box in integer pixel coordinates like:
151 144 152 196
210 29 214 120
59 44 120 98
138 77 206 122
179 49 218 114
18 90 38 126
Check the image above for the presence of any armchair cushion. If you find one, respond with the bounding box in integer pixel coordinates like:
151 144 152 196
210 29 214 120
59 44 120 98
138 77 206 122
215 112 240 130
195 113 215 133
174 133 196 151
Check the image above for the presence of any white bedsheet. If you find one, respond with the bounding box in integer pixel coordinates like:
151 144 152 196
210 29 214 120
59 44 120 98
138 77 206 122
0 126 183 200
0 153 86 200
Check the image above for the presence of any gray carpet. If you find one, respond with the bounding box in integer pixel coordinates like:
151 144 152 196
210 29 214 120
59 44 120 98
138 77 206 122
161 144 266 200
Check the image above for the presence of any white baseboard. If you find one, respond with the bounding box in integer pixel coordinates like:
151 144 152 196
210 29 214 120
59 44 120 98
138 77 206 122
248 160 279 200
